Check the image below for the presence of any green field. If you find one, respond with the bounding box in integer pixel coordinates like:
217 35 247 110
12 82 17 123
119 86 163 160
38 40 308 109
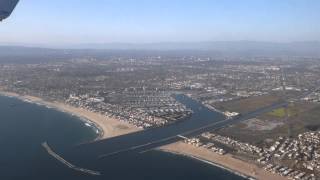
267 106 298 118
214 94 282 114
268 108 287 118
217 103 319 145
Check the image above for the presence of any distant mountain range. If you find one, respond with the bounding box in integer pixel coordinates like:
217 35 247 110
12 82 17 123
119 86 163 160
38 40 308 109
1 41 320 58
74 41 320 50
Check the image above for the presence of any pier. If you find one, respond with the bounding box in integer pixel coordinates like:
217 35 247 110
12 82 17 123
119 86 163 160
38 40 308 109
42 142 101 176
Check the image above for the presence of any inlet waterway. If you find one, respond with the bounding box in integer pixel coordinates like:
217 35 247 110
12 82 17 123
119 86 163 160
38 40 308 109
0 94 245 180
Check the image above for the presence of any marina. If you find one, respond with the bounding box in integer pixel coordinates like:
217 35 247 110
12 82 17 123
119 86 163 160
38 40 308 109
0 94 245 180
72 94 286 160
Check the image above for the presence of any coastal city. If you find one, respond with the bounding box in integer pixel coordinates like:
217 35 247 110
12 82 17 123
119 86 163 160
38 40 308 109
1 1 320 180
66 89 192 128
1 48 320 179
184 131 320 180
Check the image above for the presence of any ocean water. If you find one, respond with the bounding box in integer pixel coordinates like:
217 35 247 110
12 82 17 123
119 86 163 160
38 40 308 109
0 95 245 180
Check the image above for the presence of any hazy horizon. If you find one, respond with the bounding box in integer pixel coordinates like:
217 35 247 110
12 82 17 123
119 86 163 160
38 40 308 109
1 0 320 46
1 40 320 50
1 41 320 58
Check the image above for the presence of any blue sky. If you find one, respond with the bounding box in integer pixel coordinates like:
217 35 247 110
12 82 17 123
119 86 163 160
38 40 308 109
1 0 320 46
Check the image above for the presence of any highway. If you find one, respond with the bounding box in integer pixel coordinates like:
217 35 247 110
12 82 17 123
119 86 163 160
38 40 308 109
68 95 288 162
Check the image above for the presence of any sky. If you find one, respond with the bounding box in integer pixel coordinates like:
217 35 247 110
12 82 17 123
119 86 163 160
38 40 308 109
1 0 320 46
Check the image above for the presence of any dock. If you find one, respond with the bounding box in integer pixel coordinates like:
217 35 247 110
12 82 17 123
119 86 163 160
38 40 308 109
42 142 101 176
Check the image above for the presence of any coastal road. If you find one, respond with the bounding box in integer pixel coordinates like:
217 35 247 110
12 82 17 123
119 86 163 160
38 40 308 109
100 101 288 158
69 95 288 161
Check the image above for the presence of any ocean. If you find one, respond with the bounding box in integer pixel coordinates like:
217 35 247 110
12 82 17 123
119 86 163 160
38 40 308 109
0 95 245 180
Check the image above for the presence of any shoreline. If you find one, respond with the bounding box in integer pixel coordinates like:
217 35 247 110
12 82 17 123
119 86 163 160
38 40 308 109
159 142 289 180
160 149 253 180
0 90 141 141
0 90 286 180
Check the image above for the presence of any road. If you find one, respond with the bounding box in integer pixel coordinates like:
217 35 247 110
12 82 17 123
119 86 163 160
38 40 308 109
68 95 287 161
100 101 287 158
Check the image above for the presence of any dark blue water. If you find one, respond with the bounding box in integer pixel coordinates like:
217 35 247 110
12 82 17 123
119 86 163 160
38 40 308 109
70 94 228 158
0 95 245 180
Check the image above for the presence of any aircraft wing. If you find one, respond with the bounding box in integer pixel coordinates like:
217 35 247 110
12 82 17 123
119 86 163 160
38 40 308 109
0 0 19 21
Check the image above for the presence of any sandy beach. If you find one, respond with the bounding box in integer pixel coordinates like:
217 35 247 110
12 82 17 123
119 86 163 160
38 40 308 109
0 90 140 140
0 90 289 179
160 142 288 180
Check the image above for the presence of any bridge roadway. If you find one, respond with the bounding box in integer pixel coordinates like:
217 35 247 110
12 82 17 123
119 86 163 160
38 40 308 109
68 95 288 161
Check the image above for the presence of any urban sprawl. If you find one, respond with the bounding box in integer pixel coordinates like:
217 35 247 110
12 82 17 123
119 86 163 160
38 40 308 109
1 49 320 179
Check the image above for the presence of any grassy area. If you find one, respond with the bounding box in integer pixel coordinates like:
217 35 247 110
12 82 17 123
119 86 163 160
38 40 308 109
268 108 286 117
216 102 320 146
267 106 298 118
298 105 320 129
214 94 282 114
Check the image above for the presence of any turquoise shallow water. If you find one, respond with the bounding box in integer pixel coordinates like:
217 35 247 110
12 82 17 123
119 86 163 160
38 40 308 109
0 95 245 180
